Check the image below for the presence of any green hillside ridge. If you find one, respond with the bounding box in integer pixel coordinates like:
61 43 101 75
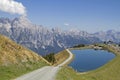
56 44 120 80
0 34 49 80
54 50 70 66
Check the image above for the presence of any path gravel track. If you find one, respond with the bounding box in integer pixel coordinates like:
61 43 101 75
15 49 73 80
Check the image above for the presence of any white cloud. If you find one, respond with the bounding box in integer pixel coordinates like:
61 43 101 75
0 0 26 16
64 23 70 26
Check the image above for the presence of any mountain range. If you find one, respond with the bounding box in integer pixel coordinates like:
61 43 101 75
0 16 120 55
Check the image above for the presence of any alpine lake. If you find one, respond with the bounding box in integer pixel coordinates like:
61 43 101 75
68 49 115 72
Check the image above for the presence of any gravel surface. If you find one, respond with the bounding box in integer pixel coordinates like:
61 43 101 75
15 49 73 80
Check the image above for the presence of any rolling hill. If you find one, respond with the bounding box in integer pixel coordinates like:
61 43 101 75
0 34 49 80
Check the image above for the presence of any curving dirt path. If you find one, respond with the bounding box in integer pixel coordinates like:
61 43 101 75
15 49 73 80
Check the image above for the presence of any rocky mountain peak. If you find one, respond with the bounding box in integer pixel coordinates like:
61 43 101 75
2 17 120 55
0 17 11 24
12 16 33 29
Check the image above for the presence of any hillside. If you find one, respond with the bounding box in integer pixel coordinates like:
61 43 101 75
0 17 101 55
56 44 120 80
0 34 49 80
54 50 70 66
1 17 120 56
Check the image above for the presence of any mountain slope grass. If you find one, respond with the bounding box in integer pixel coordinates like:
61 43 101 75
0 34 49 80
56 44 120 80
54 50 69 66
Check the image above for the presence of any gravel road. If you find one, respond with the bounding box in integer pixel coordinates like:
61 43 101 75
15 49 73 80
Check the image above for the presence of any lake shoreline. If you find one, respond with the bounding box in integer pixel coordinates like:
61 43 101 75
56 44 120 80
66 44 119 73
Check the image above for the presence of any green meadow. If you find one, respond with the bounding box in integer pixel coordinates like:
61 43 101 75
56 44 120 80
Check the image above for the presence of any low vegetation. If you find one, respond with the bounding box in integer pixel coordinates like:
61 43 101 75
73 44 85 48
56 44 120 80
44 53 56 64
44 50 70 66
0 35 49 80
54 50 69 66
0 61 47 80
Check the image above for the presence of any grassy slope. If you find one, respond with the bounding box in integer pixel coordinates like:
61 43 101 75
0 35 49 80
56 44 120 80
54 50 69 66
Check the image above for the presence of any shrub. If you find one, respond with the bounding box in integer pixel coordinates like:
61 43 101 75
44 53 56 64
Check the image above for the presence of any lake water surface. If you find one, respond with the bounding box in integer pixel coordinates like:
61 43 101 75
68 49 115 72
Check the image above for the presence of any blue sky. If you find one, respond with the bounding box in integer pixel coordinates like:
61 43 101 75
0 0 120 33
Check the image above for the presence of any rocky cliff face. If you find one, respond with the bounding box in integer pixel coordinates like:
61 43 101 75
93 30 120 43
0 16 105 55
